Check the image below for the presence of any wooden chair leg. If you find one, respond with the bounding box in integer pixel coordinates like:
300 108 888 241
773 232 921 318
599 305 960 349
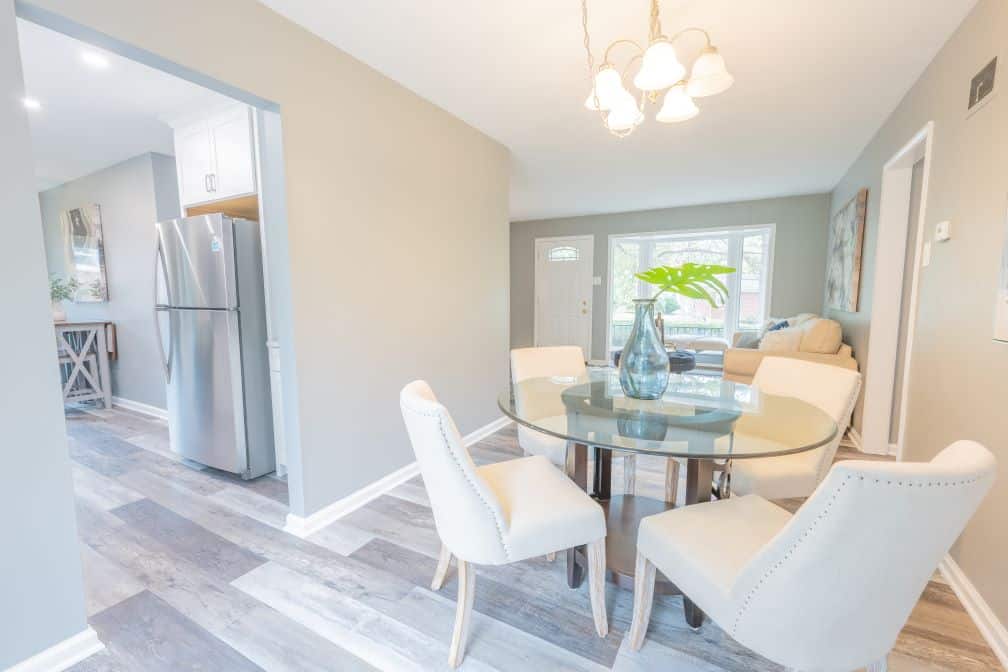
684 597 705 630
586 539 608 637
665 458 680 505
628 551 656 651
623 454 636 495
448 559 475 668
431 543 452 591
866 654 888 672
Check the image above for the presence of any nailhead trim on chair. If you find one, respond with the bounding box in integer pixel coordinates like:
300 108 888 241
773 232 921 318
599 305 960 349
403 403 512 561
730 472 985 636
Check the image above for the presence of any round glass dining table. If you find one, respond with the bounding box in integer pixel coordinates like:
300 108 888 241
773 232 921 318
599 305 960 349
498 368 837 593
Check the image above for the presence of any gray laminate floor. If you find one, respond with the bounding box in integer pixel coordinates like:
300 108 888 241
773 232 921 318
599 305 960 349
65 406 1001 671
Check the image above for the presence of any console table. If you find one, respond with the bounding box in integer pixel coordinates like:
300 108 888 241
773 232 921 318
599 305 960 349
56 322 114 409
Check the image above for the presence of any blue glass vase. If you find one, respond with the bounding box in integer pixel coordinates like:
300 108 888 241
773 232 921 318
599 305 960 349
618 299 670 400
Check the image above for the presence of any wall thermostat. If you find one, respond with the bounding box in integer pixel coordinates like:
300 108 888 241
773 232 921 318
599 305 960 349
935 221 951 242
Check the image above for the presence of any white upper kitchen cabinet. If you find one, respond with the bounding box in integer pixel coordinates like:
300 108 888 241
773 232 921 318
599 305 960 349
174 104 257 207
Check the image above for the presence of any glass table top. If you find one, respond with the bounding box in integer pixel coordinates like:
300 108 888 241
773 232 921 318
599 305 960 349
498 368 837 459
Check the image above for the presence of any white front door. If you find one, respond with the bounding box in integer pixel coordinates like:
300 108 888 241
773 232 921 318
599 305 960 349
534 236 594 357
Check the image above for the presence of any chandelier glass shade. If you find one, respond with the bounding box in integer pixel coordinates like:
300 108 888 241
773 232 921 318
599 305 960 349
633 40 685 92
656 83 699 123
580 0 733 136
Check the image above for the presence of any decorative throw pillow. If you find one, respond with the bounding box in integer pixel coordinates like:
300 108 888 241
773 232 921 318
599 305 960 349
767 320 790 332
734 332 761 349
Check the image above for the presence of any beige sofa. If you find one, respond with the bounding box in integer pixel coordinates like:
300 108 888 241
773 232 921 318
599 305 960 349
723 314 858 383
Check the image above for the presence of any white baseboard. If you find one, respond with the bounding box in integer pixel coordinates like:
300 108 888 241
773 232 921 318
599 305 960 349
283 416 513 538
6 627 104 672
939 555 1008 669
112 396 168 420
460 415 513 446
841 427 864 451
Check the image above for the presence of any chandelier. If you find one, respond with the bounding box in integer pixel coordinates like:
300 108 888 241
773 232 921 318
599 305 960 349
581 0 734 136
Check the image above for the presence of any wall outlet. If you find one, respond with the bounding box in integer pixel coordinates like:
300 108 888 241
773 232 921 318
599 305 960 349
935 220 952 242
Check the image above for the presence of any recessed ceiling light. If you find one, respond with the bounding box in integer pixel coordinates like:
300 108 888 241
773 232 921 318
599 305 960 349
22 97 41 110
81 51 110 69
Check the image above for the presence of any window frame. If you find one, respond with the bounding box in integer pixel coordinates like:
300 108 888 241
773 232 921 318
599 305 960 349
605 224 776 355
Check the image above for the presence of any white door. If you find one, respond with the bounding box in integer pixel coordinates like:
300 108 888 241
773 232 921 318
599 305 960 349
534 236 594 357
209 106 257 200
175 121 214 206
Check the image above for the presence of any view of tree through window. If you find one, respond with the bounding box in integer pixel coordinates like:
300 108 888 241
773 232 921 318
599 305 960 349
608 227 773 352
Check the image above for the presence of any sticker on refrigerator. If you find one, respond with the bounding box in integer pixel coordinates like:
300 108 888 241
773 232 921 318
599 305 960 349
211 236 222 253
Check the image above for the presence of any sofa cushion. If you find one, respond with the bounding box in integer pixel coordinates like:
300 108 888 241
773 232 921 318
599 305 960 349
798 318 842 354
759 327 802 352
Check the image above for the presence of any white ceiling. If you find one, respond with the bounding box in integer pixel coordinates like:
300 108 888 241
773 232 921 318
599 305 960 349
17 19 234 192
259 0 977 221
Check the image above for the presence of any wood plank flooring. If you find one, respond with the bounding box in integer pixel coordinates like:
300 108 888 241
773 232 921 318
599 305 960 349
64 406 1001 671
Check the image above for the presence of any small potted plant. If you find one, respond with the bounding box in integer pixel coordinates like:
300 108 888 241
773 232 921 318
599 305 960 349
619 263 735 399
49 275 79 322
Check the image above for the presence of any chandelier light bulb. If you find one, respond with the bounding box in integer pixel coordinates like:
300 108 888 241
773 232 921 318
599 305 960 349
605 92 644 132
656 83 699 123
584 66 627 111
686 46 734 98
632 40 685 92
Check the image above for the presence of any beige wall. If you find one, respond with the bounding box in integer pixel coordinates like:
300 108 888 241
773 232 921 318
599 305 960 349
830 0 1008 624
511 195 830 361
19 0 511 517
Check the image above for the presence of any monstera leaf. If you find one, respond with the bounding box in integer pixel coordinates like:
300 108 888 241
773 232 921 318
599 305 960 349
635 263 736 307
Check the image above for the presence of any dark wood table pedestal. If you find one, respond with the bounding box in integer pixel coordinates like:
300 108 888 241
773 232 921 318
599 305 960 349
565 442 713 629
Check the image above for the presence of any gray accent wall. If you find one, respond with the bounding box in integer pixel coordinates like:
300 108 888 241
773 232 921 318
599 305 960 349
39 152 181 410
829 0 1008 626
0 0 89 665
17 0 511 519
511 194 830 361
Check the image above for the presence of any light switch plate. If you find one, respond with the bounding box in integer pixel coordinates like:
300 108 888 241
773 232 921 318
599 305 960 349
935 220 951 242
921 241 932 267
593 276 602 286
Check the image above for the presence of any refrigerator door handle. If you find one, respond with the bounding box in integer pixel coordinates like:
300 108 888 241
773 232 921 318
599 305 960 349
153 233 174 383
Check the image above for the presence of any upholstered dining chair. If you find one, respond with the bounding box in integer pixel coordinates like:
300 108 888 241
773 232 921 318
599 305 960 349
628 440 996 672
510 346 678 502
726 356 862 500
399 380 608 668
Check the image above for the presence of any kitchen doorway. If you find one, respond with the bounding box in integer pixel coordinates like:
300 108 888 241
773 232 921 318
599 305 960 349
15 8 300 507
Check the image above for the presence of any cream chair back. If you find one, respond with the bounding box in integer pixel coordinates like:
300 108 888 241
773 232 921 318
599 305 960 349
729 440 996 671
752 356 861 481
510 346 586 383
400 381 511 565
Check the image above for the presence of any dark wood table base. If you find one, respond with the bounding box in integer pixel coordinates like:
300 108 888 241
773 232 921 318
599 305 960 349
565 443 714 628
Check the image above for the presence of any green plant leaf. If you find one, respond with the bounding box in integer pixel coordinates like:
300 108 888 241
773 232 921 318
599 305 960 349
634 262 737 307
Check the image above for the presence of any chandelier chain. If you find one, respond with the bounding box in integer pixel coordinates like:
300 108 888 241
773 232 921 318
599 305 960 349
649 0 662 43
581 0 600 115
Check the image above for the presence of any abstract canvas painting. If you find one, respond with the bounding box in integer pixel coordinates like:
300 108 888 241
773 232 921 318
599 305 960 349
60 204 109 302
825 188 868 312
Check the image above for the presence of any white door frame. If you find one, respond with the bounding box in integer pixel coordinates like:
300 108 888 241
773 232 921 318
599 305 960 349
860 121 934 459
533 234 594 357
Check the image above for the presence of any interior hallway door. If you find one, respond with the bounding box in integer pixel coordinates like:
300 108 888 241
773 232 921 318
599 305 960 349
534 235 594 358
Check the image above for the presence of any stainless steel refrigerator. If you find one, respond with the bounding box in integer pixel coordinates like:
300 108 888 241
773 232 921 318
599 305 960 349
154 214 275 479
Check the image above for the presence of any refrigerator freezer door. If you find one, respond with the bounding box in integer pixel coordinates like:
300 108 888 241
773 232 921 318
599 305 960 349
166 307 248 474
156 215 237 309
